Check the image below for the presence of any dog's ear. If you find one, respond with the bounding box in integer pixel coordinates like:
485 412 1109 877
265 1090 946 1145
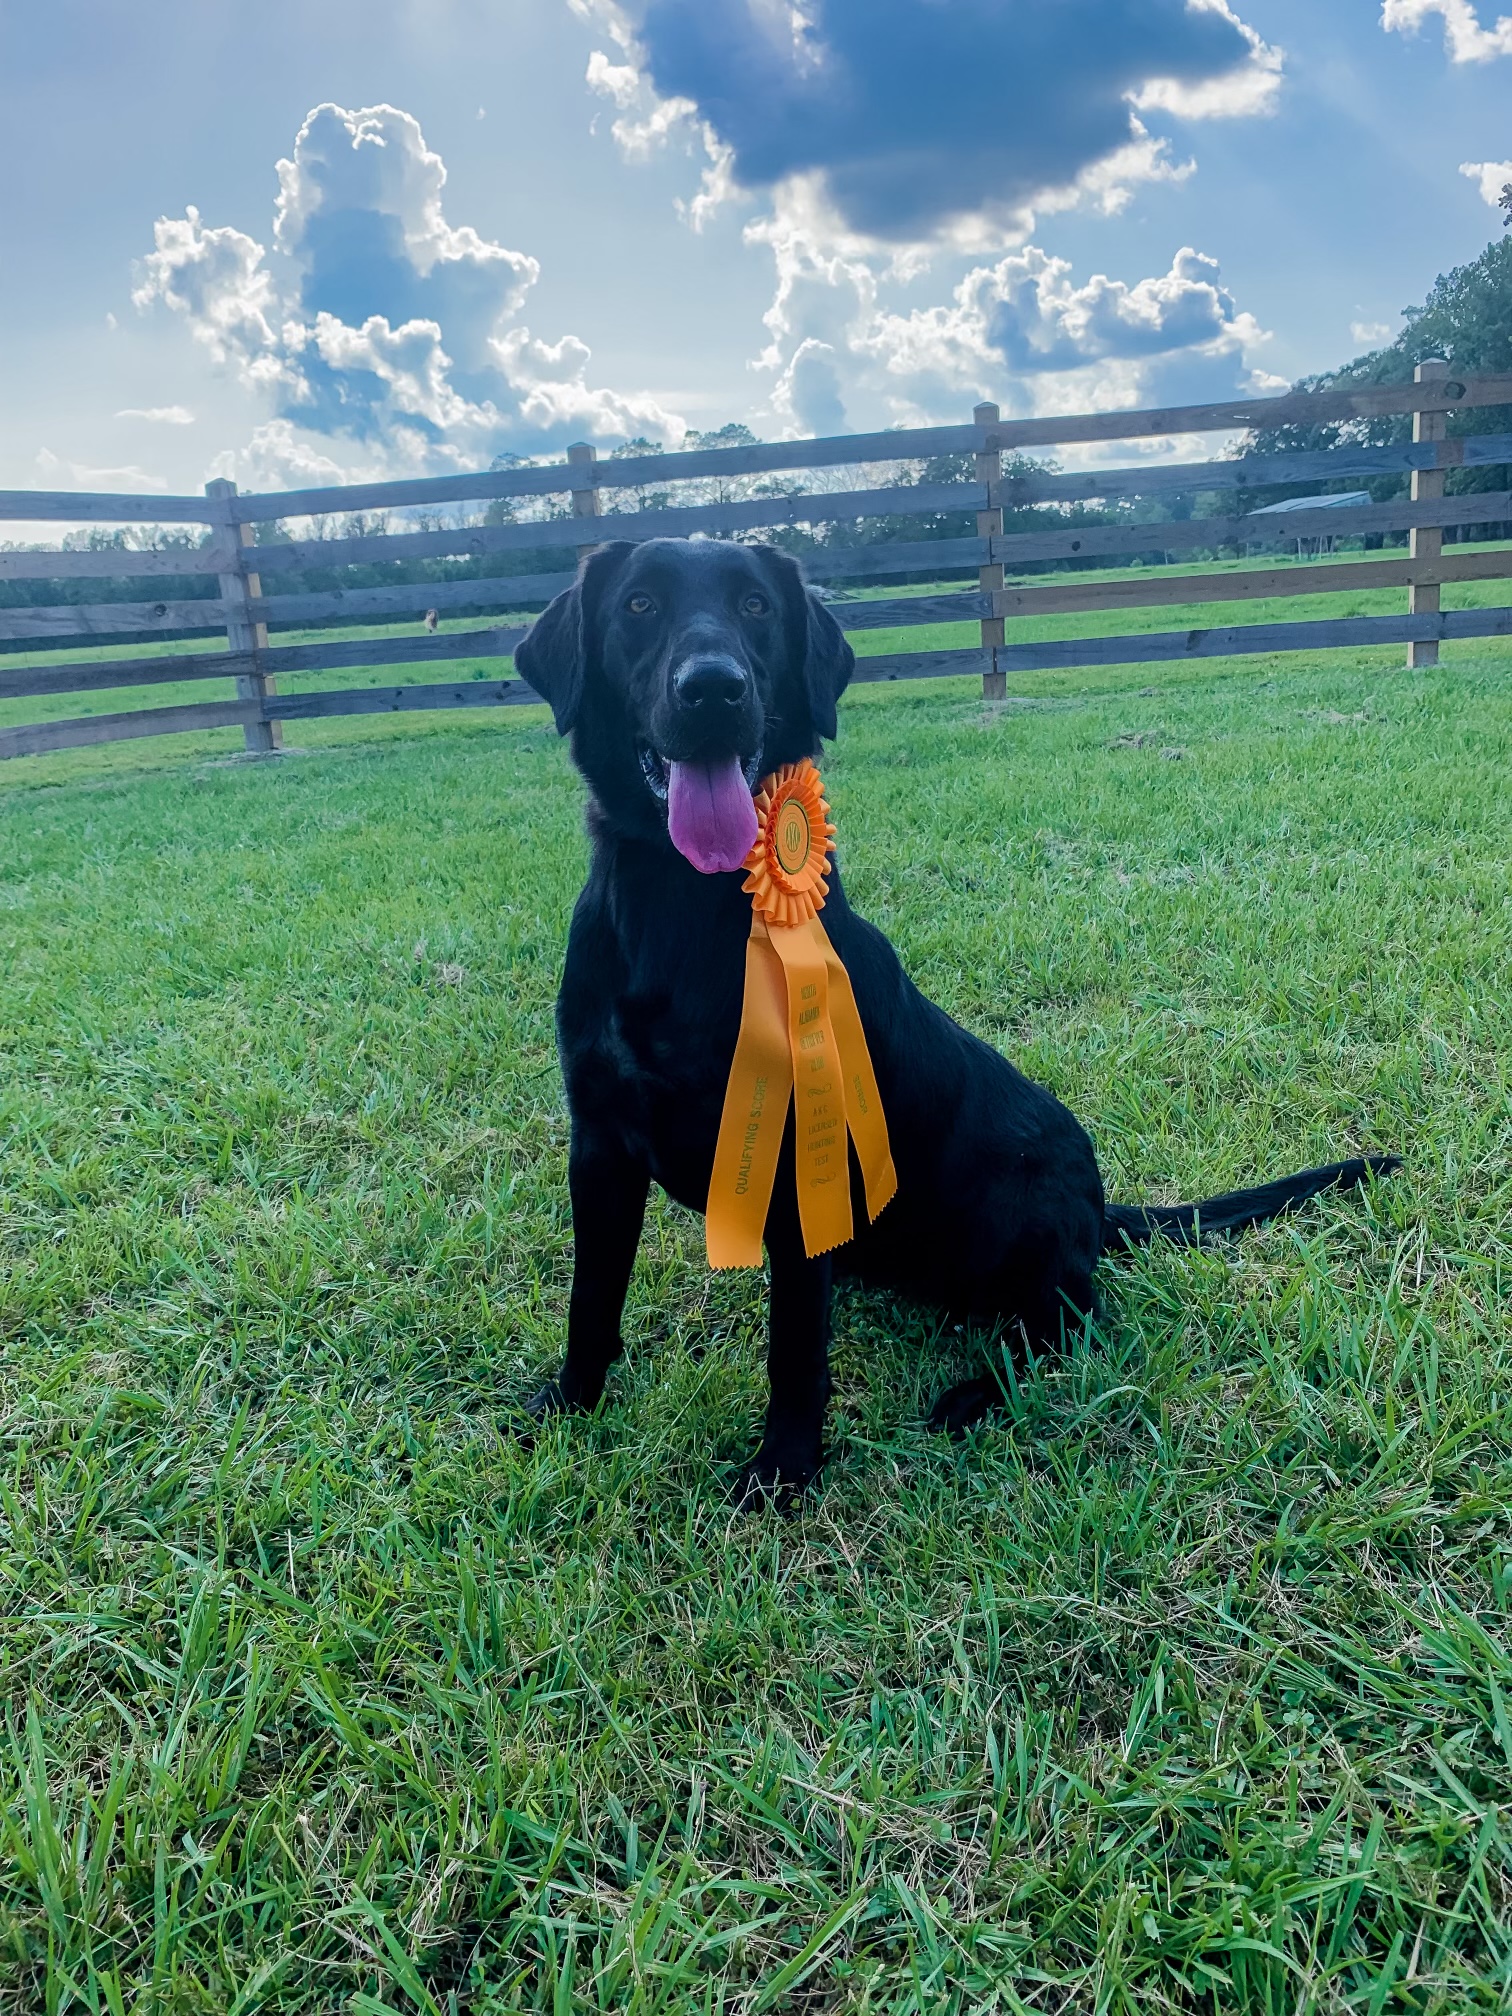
800 585 853 743
759 547 855 743
515 541 632 735
515 582 583 735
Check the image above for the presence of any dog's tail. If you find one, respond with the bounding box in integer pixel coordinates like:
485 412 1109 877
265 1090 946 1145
1102 1155 1400 1253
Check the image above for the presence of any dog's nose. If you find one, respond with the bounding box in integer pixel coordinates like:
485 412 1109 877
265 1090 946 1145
674 658 747 710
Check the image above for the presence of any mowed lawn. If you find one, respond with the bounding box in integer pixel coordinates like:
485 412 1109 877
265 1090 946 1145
1 638 1511 2012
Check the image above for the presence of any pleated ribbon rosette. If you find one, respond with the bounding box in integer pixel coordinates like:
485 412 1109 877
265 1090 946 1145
705 759 897 1267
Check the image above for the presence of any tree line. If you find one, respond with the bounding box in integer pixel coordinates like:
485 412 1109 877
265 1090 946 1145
1237 222 1512 538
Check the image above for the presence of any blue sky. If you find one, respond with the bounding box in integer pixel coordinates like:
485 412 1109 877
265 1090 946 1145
0 0 1508 501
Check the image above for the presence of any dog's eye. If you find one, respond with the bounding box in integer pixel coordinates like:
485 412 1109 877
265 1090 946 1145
625 593 656 616
741 592 770 617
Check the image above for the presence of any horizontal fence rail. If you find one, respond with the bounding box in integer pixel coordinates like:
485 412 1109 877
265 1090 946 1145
1 363 1510 761
0 681 542 760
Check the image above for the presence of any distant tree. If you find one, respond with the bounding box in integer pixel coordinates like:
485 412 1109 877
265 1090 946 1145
1238 228 1512 535
0 522 223 626
1390 232 1512 383
484 450 529 526
683 423 758 453
608 436 671 512
1501 180 1512 229
674 422 772 509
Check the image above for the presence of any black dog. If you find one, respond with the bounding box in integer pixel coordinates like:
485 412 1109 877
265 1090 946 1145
515 537 1396 1497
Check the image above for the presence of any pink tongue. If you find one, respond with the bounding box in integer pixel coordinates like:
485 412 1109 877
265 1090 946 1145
666 756 758 875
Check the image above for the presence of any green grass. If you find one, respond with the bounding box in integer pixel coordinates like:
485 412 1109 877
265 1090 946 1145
2 636 1511 2011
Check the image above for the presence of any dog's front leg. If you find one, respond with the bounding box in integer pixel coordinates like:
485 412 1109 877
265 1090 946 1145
528 1129 648 1419
740 1221 833 1503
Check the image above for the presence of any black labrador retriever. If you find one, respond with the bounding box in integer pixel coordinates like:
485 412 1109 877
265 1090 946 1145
515 537 1395 1497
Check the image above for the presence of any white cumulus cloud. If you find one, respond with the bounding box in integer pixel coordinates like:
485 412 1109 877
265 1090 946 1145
134 208 281 369
1460 158 1512 206
271 102 538 373
35 448 169 492
205 420 351 494
115 405 197 425
772 339 850 437
1382 0 1512 59
133 102 686 480
1131 0 1284 117
866 246 1269 417
977 246 1259 373
744 239 1274 438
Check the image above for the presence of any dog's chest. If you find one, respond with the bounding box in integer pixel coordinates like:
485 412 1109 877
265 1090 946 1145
566 882 749 1200
618 942 741 1094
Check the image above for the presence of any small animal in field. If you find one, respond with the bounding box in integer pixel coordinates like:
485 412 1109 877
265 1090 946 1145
514 537 1397 1500
424 608 439 633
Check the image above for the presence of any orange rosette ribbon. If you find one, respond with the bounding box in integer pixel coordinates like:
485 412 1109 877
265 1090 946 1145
706 759 897 1268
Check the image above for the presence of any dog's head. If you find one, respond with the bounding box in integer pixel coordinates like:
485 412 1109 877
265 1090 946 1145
515 538 854 873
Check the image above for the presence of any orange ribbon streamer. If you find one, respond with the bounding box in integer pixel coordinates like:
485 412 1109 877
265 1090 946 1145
706 761 897 1268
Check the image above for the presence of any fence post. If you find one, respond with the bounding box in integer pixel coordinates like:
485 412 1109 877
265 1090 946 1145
974 402 1005 701
568 442 602 564
1407 358 1449 670
204 477 282 753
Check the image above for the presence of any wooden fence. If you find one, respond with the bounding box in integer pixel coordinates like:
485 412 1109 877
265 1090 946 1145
2 358 1511 761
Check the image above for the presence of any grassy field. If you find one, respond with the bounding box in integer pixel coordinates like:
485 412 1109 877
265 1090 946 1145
2 632 1511 2011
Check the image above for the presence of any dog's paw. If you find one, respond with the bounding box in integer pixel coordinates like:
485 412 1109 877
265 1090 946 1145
522 1378 572 1423
519 1359 614 1429
732 1444 820 1514
516 1375 600 1437
926 1374 1000 1440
